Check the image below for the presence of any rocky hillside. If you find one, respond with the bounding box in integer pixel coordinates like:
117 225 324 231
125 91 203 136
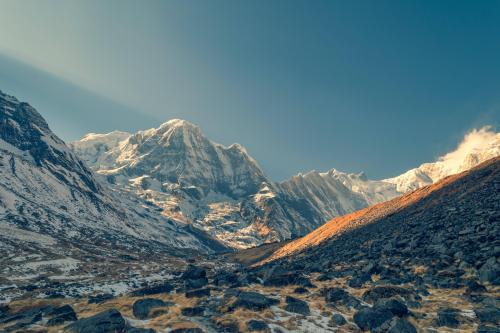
2 155 497 332
0 90 228 290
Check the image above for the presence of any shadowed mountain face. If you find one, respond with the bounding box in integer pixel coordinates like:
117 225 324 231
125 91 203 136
0 90 229 288
259 157 500 283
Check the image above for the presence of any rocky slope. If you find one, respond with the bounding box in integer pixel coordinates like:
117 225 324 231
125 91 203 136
72 120 499 249
2 154 498 333
0 90 227 291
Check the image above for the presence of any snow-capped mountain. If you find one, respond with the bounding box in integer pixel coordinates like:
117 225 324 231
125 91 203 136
0 90 227 270
384 127 500 192
72 118 500 249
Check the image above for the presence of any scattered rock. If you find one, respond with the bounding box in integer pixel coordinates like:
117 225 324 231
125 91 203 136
475 306 500 325
436 307 460 328
88 293 114 304
374 298 408 317
232 291 279 311
182 265 207 280
293 287 308 294
247 319 269 331
323 287 361 309
284 296 310 315
64 309 126 333
186 278 209 290
263 272 313 287
331 313 346 326
47 305 77 326
131 282 174 297
133 298 167 319
185 288 211 298
362 286 416 304
170 328 204 333
353 306 394 331
181 307 204 317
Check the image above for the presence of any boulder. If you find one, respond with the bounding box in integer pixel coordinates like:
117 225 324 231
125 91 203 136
293 287 308 294
478 258 500 285
436 307 460 328
385 318 417 333
331 313 346 326
232 291 279 311
263 272 313 287
246 319 269 331
182 265 207 280
362 285 416 304
64 308 126 333
181 307 204 317
47 305 77 326
353 307 394 331
126 328 156 333
475 306 500 325
477 325 500 333
133 299 167 319
88 293 114 304
185 278 209 290
170 328 204 333
374 298 408 317
323 287 361 309
284 296 310 315
131 282 174 297
185 288 210 298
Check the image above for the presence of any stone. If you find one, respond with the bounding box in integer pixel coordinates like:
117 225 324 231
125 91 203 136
131 282 174 297
323 287 361 309
133 299 167 319
247 319 269 331
362 285 415 304
182 265 207 280
181 307 204 317
436 308 460 328
170 328 204 333
64 308 126 333
284 296 310 315
331 313 346 326
88 293 114 304
185 278 209 290
385 318 417 333
263 272 313 287
475 306 500 325
374 298 408 317
353 307 394 331
293 287 309 294
232 291 279 311
185 288 210 298
47 305 77 326
126 328 156 333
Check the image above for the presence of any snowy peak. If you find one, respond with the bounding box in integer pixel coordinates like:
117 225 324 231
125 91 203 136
74 119 268 199
385 126 500 192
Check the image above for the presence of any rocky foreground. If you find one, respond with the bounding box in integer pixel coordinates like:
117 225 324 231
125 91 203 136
1 158 499 332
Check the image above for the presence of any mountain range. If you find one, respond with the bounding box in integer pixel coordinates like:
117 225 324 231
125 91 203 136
71 117 499 249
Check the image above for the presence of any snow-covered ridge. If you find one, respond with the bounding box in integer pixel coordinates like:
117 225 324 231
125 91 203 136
384 127 500 192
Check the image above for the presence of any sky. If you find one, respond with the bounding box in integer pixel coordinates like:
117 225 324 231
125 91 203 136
0 0 499 180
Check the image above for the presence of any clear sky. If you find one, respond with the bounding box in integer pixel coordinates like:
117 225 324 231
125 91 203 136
0 0 499 180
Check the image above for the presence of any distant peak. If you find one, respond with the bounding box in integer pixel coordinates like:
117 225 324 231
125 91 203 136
159 118 198 130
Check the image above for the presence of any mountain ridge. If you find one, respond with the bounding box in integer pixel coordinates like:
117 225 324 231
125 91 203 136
71 119 499 248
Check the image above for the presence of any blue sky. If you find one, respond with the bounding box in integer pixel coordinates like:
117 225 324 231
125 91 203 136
0 0 499 180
